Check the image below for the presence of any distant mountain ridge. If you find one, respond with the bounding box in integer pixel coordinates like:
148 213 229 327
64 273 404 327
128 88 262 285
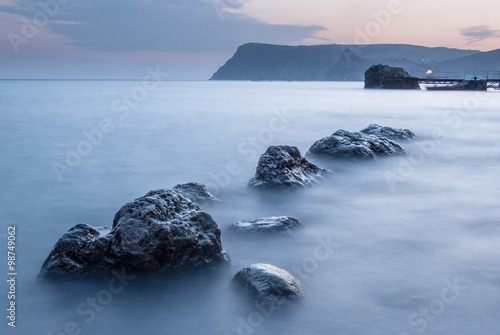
210 43 499 81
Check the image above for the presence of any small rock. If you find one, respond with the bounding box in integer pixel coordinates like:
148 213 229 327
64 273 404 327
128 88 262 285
232 264 303 303
307 129 406 160
248 145 329 189
360 124 417 141
229 216 303 235
172 182 219 206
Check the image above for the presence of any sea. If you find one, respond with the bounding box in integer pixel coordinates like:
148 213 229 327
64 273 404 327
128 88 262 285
0 80 499 335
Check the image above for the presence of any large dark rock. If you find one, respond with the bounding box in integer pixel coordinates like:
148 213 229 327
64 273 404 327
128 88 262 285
364 64 420 89
360 124 417 141
307 130 406 160
232 264 303 303
248 146 328 189
172 182 219 206
229 216 303 235
39 189 230 280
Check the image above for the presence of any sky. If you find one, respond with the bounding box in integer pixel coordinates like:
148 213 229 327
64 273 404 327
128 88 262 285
0 0 499 79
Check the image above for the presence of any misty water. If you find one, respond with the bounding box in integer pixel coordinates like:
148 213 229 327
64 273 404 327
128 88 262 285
0 80 499 335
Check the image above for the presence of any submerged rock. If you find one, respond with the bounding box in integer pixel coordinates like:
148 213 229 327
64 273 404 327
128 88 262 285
360 124 417 141
229 216 303 235
248 145 328 189
39 189 230 280
364 64 420 90
307 129 406 160
172 182 219 206
232 264 303 302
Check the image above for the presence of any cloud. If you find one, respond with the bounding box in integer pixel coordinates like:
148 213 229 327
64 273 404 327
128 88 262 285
459 25 500 44
0 0 324 53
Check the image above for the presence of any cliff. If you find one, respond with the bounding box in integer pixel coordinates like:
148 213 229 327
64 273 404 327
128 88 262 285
209 43 494 81
210 43 342 81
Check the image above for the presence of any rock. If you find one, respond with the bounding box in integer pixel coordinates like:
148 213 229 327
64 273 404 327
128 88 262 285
39 189 230 280
172 182 219 206
229 216 303 235
360 124 417 141
364 64 420 89
248 146 328 189
232 264 303 302
38 224 113 280
307 129 406 160
464 78 487 91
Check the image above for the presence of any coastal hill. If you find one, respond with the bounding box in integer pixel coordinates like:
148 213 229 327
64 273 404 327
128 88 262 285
209 43 498 81
438 49 500 72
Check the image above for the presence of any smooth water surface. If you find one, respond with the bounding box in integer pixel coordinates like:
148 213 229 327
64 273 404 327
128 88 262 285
0 80 499 335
